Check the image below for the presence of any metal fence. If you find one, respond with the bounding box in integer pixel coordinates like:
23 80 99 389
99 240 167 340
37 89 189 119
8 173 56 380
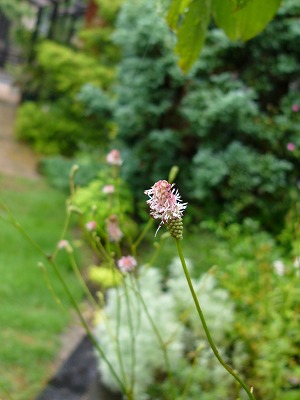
0 11 10 67
0 0 87 67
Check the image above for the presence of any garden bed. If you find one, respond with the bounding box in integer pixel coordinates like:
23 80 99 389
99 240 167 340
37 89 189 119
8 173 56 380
36 335 121 400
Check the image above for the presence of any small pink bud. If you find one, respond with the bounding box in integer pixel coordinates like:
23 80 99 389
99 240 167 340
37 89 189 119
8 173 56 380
292 104 300 112
106 149 123 166
106 215 123 242
57 240 72 253
85 221 97 231
58 239 69 249
117 256 137 273
102 184 115 194
287 142 296 151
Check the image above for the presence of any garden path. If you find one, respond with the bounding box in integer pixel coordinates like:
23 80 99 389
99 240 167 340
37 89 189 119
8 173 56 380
0 72 39 180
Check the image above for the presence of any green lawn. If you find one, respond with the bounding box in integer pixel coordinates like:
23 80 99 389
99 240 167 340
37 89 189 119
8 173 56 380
0 174 83 400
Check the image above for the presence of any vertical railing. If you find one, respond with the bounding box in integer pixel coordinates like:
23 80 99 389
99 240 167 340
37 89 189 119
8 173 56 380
0 11 11 67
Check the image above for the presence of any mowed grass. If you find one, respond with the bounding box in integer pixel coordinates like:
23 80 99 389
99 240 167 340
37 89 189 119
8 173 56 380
0 174 83 400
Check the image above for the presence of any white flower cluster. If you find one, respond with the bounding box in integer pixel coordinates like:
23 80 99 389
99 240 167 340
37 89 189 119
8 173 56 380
94 259 236 399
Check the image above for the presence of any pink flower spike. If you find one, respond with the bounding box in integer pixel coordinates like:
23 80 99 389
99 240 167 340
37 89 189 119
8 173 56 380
117 256 137 273
287 142 296 152
106 149 123 166
85 220 97 231
292 104 300 112
102 184 115 194
145 180 187 222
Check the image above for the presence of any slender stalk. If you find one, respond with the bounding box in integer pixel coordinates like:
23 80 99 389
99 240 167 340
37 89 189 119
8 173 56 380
130 277 177 399
115 284 128 387
131 218 153 255
123 277 137 395
68 251 99 310
175 239 256 400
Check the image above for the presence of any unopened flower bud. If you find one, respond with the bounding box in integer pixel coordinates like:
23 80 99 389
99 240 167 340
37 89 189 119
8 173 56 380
167 217 183 240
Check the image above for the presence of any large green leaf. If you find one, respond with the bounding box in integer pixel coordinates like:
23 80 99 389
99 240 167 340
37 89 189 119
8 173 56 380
167 0 192 30
212 0 282 41
175 0 211 72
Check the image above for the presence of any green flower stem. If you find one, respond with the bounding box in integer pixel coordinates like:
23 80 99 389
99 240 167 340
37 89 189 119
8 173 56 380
130 276 177 398
175 239 256 400
123 279 137 395
131 218 154 256
68 251 99 310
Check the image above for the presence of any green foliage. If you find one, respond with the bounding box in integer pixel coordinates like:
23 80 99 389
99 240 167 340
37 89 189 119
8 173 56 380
35 41 114 98
15 5 119 156
95 0 124 24
79 27 121 64
16 82 115 156
209 222 300 400
15 97 113 156
167 0 282 71
212 0 281 41
15 101 83 155
89 265 122 288
71 170 137 238
169 0 211 72
114 0 300 231
39 155 104 191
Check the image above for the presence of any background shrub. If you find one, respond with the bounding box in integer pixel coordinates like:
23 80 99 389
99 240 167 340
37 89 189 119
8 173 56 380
112 0 300 232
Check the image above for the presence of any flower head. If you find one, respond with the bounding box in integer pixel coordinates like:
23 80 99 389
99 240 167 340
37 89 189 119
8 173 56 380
117 255 137 273
144 180 187 238
287 142 296 152
144 180 187 222
85 220 97 231
102 184 115 194
106 149 122 166
292 104 300 112
106 214 123 242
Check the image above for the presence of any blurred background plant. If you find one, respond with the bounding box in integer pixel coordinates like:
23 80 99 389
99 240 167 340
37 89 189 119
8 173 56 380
1 0 300 398
13 0 300 234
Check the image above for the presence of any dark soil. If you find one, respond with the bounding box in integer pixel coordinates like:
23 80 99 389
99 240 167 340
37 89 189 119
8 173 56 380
36 335 122 400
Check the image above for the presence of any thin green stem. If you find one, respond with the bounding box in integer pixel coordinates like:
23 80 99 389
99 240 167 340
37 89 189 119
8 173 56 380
115 284 129 387
130 276 177 398
131 218 153 256
52 207 71 261
123 277 137 395
175 239 256 400
68 251 99 310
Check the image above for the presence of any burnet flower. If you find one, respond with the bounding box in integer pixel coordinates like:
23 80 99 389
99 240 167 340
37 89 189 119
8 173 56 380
106 214 123 242
102 184 115 194
117 256 137 273
144 180 187 239
106 149 123 166
85 220 97 231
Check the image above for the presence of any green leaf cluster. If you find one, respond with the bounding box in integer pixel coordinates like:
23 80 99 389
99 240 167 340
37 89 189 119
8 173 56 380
167 0 282 71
